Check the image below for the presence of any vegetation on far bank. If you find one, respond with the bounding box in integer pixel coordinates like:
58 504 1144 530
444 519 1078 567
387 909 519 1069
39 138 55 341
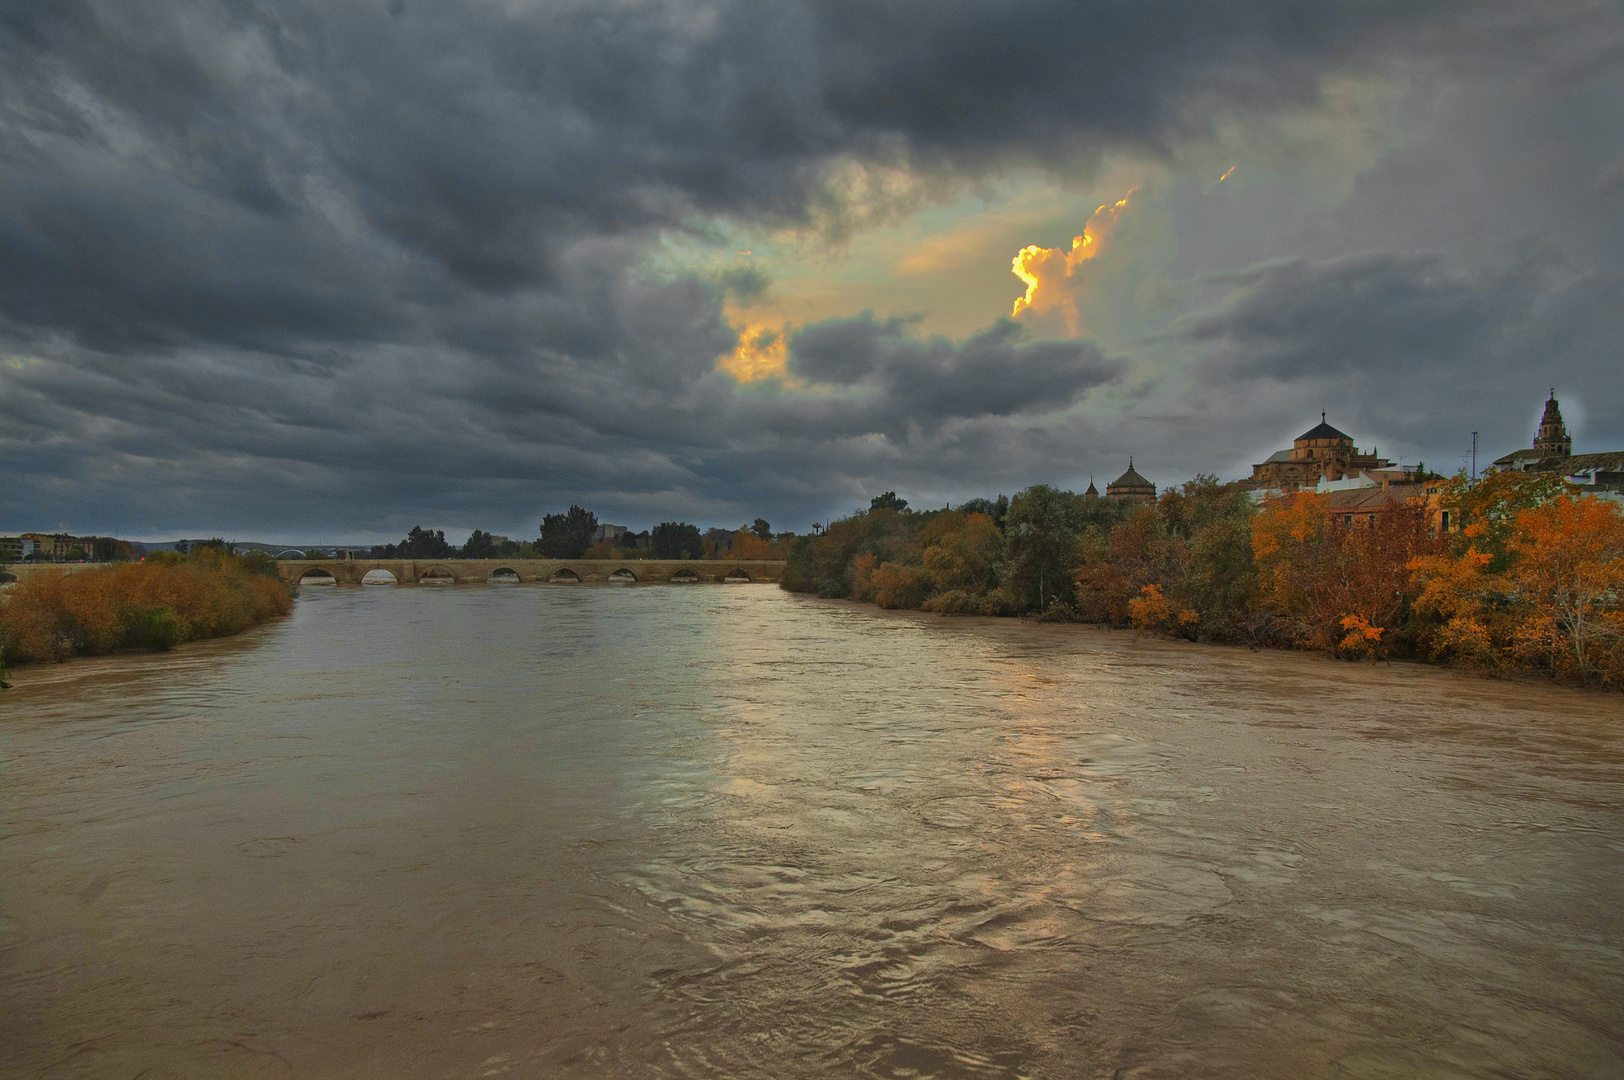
367 512 793 562
0 546 293 670
780 476 1624 688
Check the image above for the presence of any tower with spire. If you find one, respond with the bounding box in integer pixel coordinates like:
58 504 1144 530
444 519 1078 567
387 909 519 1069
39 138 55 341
1533 389 1572 457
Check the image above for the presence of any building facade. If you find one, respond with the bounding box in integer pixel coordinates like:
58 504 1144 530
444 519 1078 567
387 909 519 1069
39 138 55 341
1250 415 1393 491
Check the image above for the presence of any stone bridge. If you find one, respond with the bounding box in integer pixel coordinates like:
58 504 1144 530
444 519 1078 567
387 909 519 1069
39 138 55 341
276 558 785 586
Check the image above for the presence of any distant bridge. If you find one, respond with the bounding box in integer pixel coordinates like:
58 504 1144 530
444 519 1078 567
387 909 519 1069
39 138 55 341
275 558 786 586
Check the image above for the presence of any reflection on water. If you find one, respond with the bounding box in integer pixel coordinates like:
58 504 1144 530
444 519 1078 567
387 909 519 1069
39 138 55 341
2 586 1622 1078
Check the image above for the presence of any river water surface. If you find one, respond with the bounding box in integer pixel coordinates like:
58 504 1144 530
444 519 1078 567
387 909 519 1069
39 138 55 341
3 585 1622 1078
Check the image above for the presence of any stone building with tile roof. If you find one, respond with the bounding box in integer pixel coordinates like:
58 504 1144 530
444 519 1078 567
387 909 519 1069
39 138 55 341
1249 414 1393 491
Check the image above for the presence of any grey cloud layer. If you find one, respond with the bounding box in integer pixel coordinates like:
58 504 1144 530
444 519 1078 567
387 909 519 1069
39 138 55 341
789 315 1122 427
0 0 1617 536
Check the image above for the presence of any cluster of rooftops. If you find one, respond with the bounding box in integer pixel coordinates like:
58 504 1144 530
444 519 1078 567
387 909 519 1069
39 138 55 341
1092 393 1622 514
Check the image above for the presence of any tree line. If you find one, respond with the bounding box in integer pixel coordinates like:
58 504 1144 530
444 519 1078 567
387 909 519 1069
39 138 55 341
780 477 1624 687
365 510 791 561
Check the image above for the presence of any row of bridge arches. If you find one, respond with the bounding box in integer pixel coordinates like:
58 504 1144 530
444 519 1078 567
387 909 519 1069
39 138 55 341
295 566 753 586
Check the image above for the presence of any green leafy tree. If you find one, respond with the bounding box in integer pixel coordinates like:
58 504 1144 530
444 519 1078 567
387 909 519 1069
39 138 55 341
540 506 598 559
870 492 909 512
958 495 1010 530
781 534 818 592
398 526 455 559
1157 475 1253 539
1177 516 1258 642
1003 485 1085 612
651 521 705 559
462 529 507 559
751 517 773 541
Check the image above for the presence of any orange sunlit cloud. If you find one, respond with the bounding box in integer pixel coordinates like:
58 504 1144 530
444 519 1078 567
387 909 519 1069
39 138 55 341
1010 189 1136 334
718 313 795 383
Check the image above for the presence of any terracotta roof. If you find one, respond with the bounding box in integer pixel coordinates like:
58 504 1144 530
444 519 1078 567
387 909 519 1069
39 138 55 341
1493 448 1547 465
1320 484 1426 511
1528 451 1624 473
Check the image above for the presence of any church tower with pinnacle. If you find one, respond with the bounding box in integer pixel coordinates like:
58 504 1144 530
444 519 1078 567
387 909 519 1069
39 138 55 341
1533 390 1572 457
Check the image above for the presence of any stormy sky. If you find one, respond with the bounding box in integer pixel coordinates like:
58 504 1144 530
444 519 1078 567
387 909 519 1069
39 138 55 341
2 0 1621 542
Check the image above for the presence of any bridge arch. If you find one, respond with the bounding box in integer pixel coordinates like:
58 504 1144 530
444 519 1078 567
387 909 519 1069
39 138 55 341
488 567 522 583
608 567 638 584
297 566 338 585
361 568 398 585
722 567 752 582
276 549 308 559
669 568 699 582
419 566 456 585
549 567 581 583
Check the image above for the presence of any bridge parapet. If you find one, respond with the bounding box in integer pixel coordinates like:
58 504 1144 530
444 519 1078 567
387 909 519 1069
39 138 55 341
277 558 785 586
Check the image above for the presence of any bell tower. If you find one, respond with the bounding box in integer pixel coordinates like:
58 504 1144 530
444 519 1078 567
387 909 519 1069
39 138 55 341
1533 390 1572 457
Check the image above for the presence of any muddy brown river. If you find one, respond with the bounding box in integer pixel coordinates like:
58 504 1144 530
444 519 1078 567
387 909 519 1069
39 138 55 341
2 584 1622 1078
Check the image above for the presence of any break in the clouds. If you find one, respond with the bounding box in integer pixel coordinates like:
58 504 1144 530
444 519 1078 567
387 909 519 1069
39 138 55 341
1 0 1621 540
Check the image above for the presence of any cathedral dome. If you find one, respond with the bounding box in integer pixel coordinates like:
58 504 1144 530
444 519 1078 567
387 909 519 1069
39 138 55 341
1296 416 1352 444
1106 459 1156 502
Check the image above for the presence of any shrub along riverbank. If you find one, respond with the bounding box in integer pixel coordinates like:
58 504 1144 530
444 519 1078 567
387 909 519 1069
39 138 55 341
781 474 1624 687
0 549 293 670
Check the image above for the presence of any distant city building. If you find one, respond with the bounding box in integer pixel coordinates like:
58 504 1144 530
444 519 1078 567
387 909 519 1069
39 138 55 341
1106 460 1156 504
1 533 133 562
1083 476 1099 501
1492 391 1624 501
1249 414 1393 491
23 533 80 560
592 523 629 544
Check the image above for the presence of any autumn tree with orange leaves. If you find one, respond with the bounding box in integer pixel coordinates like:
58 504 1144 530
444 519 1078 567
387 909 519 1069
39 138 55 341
1252 490 1444 658
1411 476 1624 684
1504 495 1624 681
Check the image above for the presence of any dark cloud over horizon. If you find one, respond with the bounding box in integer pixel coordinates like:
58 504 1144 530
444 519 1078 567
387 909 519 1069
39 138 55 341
1 0 1621 541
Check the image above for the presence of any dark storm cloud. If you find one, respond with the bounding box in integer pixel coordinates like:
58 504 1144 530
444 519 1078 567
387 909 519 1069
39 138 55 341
1174 247 1624 476
789 314 1122 424
0 0 1618 536
1181 252 1542 379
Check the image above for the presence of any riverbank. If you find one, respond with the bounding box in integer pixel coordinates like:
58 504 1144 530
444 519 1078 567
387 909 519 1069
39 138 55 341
0 551 293 670
780 480 1624 690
